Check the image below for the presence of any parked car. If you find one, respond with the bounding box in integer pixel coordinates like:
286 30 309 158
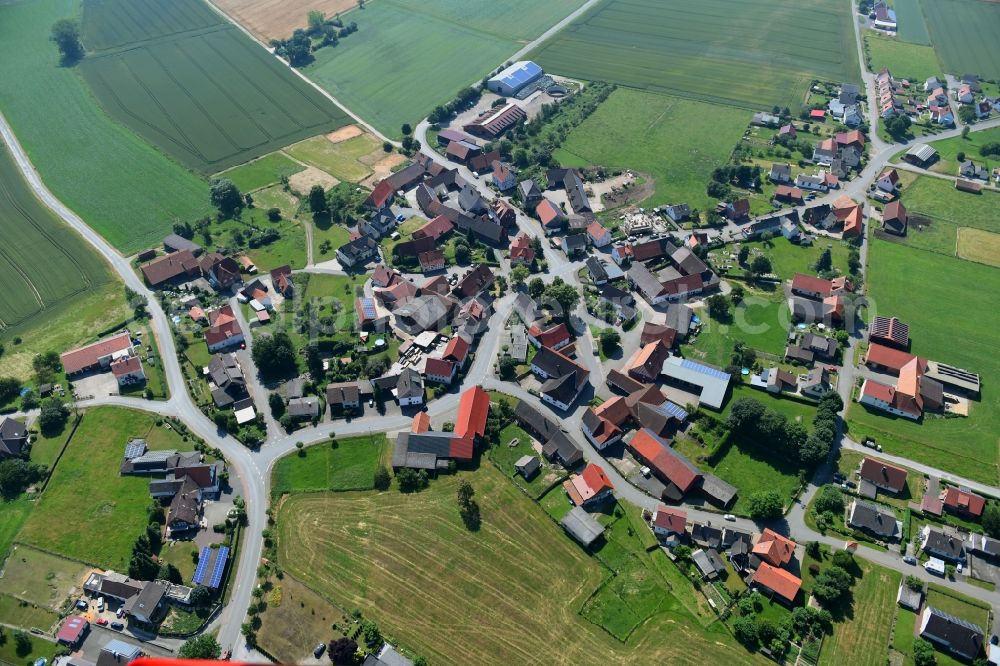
832 473 845 483
116 607 125 618
396 214 405 222
903 555 917 565
75 600 88 611
844 480 857 489
96 597 105 612
724 514 737 522
313 644 326 659
96 618 108 626
957 563 963 574
110 622 124 631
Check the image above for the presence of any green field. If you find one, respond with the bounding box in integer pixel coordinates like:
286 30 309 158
303 0 587 137
0 143 116 342
817 559 901 666
218 152 305 193
0 545 90 611
864 34 941 82
553 89 748 210
892 0 932 44
79 0 349 174
0 0 213 253
683 292 792 368
920 0 1000 80
851 238 1000 484
741 237 853 280
272 434 387 495
18 407 190 569
0 630 59 665
922 127 1000 175
894 175 1000 260
276 465 752 665
285 133 382 183
532 0 860 111
0 498 33 563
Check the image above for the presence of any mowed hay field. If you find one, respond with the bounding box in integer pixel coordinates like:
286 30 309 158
79 0 350 175
554 89 748 210
864 34 942 83
817 559 900 666
19 407 190 569
920 0 1000 80
531 0 860 111
0 0 211 253
850 238 1000 484
0 143 115 338
277 467 755 666
303 0 587 137
214 0 358 42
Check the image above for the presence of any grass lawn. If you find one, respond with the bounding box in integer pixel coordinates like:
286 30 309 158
851 238 1000 484
925 586 991 629
919 0 1000 81
18 407 189 569
0 497 33 563
863 33 941 83
276 465 747 665
892 606 917 662
285 133 382 183
683 290 791 367
0 630 59 665
722 383 817 425
272 434 387 495
956 228 1000 269
213 207 308 270
303 0 587 137
922 127 1000 175
553 89 749 211
490 423 564 499
817 558 900 666
702 434 803 517
0 0 211 253
257 574 351 664
532 0 859 111
217 152 306 193
837 451 924 509
899 175 1000 235
158 541 200 584
737 237 853 280
0 545 90 610
0 591 60 633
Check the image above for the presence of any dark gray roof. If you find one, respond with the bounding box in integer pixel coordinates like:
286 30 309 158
561 506 604 546
396 368 424 399
690 523 723 549
848 500 899 538
513 293 543 325
924 528 965 560
287 397 320 418
514 401 583 466
699 474 737 507
562 233 588 252
921 607 984 660
0 417 28 457
586 256 608 282
284 377 305 400
163 234 202 255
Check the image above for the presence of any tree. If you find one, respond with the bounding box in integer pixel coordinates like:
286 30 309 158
510 265 529 288
252 332 297 380
329 637 357 664
0 377 21 407
732 615 758 646
13 630 31 657
457 480 475 505
884 114 911 139
309 184 328 213
527 277 545 299
306 344 324 381
401 123 412 136
813 565 852 604
672 544 692 561
177 633 222 659
0 459 45 499
373 465 390 490
958 105 977 125
454 242 471 264
542 278 580 319
283 29 313 66
746 490 784 519
268 392 285 419
913 638 937 666
982 501 1000 539
750 254 772 276
189 584 212 607
806 541 822 558
210 178 243 218
498 356 518 381
158 562 182 584
726 397 766 433
814 247 833 273
831 549 854 569
599 328 620 355
814 485 845 515
706 293 730 321
51 18 84 64
730 283 745 305
360 619 381 646
459 498 481 531
38 397 69 436
956 151 966 163
306 10 325 34
905 575 923 592
737 246 750 265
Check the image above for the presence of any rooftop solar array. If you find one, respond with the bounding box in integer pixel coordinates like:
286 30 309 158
660 401 689 421
208 546 230 589
123 439 147 460
360 298 376 319
681 358 730 380
192 547 212 585
493 61 542 88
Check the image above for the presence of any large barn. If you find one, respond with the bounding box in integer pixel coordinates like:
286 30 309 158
487 61 543 96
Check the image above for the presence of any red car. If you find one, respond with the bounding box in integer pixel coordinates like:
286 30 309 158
96 618 108 626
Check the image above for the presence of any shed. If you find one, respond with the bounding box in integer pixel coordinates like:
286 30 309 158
561 506 605 548
56 616 89 646
515 455 541 480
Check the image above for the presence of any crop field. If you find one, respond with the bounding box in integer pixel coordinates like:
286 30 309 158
851 238 1000 484
864 34 941 82
920 0 1000 80
218 152 305 193
957 228 1000 268
272 434 387 495
532 0 860 111
214 0 358 42
0 143 115 342
0 545 90 611
554 89 748 210
79 0 350 175
892 0 932 44
303 0 587 137
285 132 384 183
0 0 212 253
276 465 752 666
19 407 190 569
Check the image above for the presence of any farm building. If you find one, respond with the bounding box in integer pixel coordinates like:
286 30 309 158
463 104 527 139
487 61 544 96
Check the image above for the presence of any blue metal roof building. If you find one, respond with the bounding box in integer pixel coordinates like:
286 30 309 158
487 61 543 96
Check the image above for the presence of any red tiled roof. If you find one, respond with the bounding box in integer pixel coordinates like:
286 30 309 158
411 412 430 433
56 616 88 644
529 322 570 349
110 355 142 377
205 305 243 348
594 396 630 426
753 528 797 566
573 462 614 501
628 429 700 493
752 563 802 602
510 234 535 264
861 379 895 403
652 506 686 533
943 487 985 516
536 199 563 226
859 457 908 492
791 273 834 297
449 436 474 461
587 222 609 240
865 343 919 372
367 180 394 209
775 185 804 200
424 357 455 379
442 336 470 363
61 332 133 375
455 386 490 441
810 109 826 118
416 215 455 240
836 130 865 146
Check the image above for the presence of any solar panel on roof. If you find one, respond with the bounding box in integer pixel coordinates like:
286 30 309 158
361 298 376 319
123 440 146 460
192 546 212 585
681 358 730 380
208 546 229 589
660 401 689 421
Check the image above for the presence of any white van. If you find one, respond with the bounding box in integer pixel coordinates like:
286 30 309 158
97 597 105 612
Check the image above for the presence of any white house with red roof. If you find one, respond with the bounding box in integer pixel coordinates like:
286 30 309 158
564 463 615 508
587 222 612 248
527 322 571 351
205 304 245 352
